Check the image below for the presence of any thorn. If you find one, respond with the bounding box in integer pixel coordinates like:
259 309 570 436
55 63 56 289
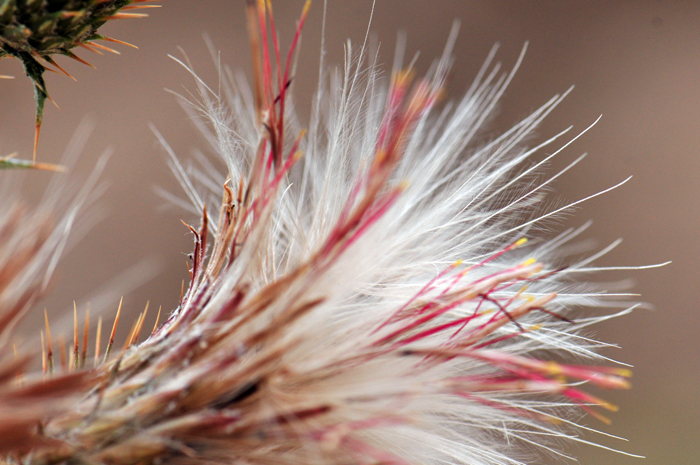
104 297 123 363
104 13 149 19
122 4 162 10
79 42 104 55
100 36 138 49
33 161 67 172
65 51 96 69
151 306 162 336
30 51 58 73
81 305 90 369
185 259 192 278
41 331 46 375
69 349 75 373
44 56 76 81
132 301 149 345
31 77 47 93
73 302 79 371
122 314 141 351
94 316 103 367
33 122 40 164
46 93 59 109
44 309 53 374
86 41 120 55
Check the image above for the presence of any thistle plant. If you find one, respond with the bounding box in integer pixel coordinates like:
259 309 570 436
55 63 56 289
0 0 159 162
0 2 658 465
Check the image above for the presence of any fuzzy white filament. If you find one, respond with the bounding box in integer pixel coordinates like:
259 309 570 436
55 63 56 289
146 5 643 465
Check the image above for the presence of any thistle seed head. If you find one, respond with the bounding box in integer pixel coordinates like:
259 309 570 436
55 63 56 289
0 3 658 465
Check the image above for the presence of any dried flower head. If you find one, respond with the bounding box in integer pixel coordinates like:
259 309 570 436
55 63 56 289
0 0 160 161
0 2 659 465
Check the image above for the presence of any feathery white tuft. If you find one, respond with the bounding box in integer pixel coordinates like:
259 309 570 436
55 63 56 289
149 6 646 465
0 4 663 465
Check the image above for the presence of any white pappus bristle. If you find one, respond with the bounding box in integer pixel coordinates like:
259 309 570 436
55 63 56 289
143 5 643 465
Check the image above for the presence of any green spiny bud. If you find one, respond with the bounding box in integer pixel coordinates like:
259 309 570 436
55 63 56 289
0 0 160 162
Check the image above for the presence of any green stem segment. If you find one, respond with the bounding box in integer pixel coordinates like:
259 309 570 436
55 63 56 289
16 51 46 161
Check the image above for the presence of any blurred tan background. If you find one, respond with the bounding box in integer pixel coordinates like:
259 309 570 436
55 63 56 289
0 1 695 464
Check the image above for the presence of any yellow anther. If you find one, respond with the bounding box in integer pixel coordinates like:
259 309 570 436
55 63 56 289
301 0 312 18
601 401 619 412
546 361 563 375
614 368 633 378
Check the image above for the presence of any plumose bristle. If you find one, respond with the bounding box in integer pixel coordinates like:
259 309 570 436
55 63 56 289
0 2 661 465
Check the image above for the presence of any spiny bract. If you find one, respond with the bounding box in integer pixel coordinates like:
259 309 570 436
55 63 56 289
0 0 158 160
